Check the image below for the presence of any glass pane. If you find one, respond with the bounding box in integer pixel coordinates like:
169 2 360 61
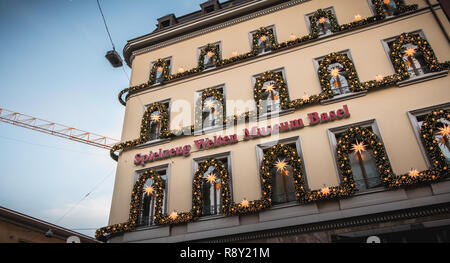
313 17 332 35
349 149 382 191
381 0 399 17
202 96 220 129
327 63 350 95
201 165 222 216
149 110 162 140
260 80 280 114
401 43 426 77
140 178 155 226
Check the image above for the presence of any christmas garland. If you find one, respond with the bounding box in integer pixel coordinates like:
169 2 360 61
192 158 233 217
389 32 441 80
95 169 164 241
251 27 277 55
109 102 171 161
309 9 340 37
148 59 171 85
194 87 225 131
253 71 290 113
317 52 363 99
198 44 222 70
371 0 418 18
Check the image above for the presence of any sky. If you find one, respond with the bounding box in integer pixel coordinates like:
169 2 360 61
0 0 205 239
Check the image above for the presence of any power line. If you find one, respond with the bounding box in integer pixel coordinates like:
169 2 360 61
96 0 116 51
54 167 115 225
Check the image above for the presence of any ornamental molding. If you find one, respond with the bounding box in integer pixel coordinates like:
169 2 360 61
128 0 309 65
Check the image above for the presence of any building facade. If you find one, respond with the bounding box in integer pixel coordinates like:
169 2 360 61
97 0 450 243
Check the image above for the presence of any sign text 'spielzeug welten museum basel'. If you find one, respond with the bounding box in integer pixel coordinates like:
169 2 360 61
97 0 450 243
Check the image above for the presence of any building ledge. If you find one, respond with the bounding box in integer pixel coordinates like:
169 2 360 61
320 91 367 105
398 70 448 88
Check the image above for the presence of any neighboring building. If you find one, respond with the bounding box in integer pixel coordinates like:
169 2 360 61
0 206 99 243
97 0 450 243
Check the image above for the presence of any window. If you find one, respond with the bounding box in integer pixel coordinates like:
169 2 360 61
193 153 232 216
252 69 287 116
135 165 169 227
328 120 384 192
408 103 450 167
368 0 403 18
201 0 220 14
195 86 225 131
305 7 337 37
256 137 306 205
198 42 221 70
314 50 355 96
150 57 171 84
146 101 170 141
382 30 431 78
250 26 277 54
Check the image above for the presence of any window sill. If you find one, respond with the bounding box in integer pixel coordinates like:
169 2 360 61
398 70 448 88
136 138 171 149
320 91 367 105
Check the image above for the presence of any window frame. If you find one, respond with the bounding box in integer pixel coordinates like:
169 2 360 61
251 67 291 119
366 0 405 18
133 163 171 228
255 136 308 206
143 99 171 144
192 151 234 218
327 119 386 193
248 25 278 55
313 49 363 101
197 41 222 71
149 56 172 85
194 84 227 134
304 6 338 37
407 102 450 168
381 29 430 78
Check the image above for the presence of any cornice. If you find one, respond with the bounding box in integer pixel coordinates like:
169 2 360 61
124 0 309 67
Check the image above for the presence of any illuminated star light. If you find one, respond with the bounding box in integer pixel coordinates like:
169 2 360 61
151 114 161 122
207 51 214 58
404 48 416 57
265 84 275 92
321 187 330 195
205 100 215 109
169 211 178 220
384 0 391 4
408 169 420 178
354 14 362 21
144 185 155 196
206 174 217 184
330 68 340 77
375 75 384 82
319 17 327 24
351 141 367 154
275 159 288 173
260 35 267 42
438 125 450 137
240 198 250 208
157 66 164 72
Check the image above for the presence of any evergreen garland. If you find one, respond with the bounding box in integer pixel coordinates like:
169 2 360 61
148 59 171 85
198 44 222 70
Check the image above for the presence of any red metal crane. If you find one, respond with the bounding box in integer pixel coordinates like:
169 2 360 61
0 107 119 150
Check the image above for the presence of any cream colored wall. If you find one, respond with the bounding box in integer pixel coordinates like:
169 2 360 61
108 1 450 225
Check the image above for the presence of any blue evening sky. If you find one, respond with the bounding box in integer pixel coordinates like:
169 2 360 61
0 0 204 238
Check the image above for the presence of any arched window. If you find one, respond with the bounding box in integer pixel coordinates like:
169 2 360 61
346 138 382 191
202 96 220 129
149 110 162 140
328 62 350 96
400 43 428 77
202 165 222 216
380 0 399 17
138 169 168 227
260 80 281 114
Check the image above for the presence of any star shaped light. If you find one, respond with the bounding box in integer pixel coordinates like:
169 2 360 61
260 35 267 42
321 187 330 195
169 211 178 220
408 169 420 178
206 174 217 184
354 14 362 21
351 141 367 154
151 114 161 122
205 100 215 109
207 51 214 58
289 34 296 41
384 0 391 4
438 125 450 137
319 17 327 24
375 75 384 82
330 68 340 77
404 48 416 57
275 159 288 173
265 84 275 92
240 198 249 208
144 185 155 196
157 66 164 72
